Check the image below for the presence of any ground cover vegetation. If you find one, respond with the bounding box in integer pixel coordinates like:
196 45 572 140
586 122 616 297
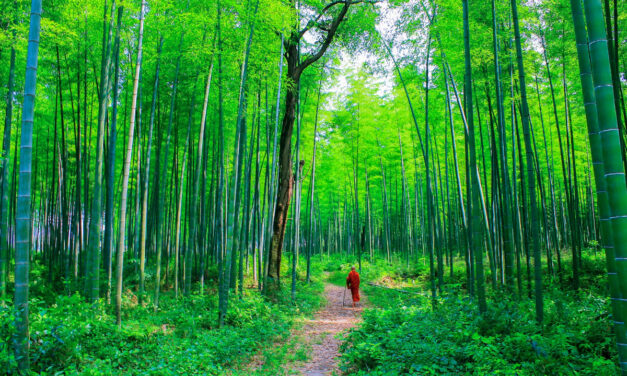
0 258 324 374
338 253 617 375
0 0 626 374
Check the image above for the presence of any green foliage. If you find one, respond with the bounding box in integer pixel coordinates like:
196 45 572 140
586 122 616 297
0 0 625 372
0 276 324 375
339 255 619 375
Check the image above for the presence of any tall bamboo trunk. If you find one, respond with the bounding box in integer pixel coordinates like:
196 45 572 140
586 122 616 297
14 0 42 371
187 49 214 297
154 28 184 310
462 0 486 313
86 0 116 304
115 1 144 326
582 0 627 372
139 35 162 305
0 39 16 299
512 0 543 323
104 8 123 304
104 6 123 308
491 0 514 291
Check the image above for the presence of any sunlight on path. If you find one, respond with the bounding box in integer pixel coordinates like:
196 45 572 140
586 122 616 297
294 283 366 376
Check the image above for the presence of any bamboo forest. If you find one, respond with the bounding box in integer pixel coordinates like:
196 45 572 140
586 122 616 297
1 0 627 374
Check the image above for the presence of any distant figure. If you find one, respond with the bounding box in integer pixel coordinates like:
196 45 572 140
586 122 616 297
346 266 360 307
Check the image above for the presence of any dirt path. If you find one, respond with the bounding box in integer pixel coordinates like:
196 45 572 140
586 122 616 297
294 283 366 376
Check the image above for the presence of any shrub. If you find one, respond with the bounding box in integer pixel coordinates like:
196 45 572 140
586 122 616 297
339 256 619 375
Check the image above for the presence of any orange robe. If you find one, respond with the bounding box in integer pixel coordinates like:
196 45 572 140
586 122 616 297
346 270 360 302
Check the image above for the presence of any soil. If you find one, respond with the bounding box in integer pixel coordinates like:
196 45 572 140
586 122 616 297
294 283 366 376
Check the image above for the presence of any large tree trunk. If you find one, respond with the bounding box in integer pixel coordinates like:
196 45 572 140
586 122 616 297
267 40 298 291
265 0 353 294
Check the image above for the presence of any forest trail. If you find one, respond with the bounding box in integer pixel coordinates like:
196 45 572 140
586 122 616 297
294 283 366 376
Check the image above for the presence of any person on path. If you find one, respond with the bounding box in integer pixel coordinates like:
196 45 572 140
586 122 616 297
346 266 360 307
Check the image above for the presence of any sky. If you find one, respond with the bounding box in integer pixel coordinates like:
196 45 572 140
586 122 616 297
309 0 413 112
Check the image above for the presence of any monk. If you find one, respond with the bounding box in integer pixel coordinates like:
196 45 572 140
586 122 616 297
346 266 360 307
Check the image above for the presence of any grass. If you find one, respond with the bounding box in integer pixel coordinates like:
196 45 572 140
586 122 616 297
0 256 326 375
334 249 619 375
3 250 614 375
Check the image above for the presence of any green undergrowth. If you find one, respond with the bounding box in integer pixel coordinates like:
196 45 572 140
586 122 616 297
336 250 619 375
325 255 420 289
0 258 325 375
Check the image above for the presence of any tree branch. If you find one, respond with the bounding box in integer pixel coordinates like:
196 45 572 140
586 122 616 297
298 0 346 39
296 1 351 76
297 0 379 42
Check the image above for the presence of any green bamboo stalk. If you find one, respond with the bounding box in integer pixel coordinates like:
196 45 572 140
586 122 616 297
14 0 42 370
0 29 16 300
511 0 543 323
86 0 116 303
188 45 214 297
104 7 123 305
155 25 184 310
582 0 627 371
462 0 486 313
139 35 163 305
491 0 515 291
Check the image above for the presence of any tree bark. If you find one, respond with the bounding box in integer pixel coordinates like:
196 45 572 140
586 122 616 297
266 37 298 290
266 0 352 294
